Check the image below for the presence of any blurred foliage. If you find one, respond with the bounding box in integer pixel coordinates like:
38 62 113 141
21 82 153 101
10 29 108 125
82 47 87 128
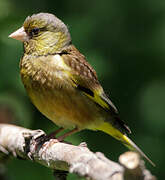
0 0 164 179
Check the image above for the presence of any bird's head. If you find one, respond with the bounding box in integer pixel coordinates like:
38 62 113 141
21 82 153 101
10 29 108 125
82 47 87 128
9 13 71 55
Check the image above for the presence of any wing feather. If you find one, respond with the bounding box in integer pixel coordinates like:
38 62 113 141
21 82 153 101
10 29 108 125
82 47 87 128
61 45 131 134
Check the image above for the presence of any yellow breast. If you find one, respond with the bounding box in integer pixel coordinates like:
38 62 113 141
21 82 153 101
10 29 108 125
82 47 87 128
20 54 105 129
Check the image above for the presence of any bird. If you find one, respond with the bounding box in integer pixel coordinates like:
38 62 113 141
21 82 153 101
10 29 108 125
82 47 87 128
9 12 154 166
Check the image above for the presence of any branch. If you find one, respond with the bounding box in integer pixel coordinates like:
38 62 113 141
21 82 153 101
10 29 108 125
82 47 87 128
0 124 156 180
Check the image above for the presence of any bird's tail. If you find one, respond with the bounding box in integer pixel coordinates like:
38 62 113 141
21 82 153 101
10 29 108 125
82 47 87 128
96 122 155 166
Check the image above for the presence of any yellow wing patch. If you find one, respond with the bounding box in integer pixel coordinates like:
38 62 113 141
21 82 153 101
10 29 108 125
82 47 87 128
70 76 118 113
85 91 109 109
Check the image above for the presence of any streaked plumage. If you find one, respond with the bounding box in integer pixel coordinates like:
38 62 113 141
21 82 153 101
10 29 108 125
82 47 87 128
9 13 154 166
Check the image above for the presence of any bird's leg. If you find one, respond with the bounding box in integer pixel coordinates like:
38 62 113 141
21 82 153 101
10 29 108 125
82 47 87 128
57 127 79 141
46 127 64 140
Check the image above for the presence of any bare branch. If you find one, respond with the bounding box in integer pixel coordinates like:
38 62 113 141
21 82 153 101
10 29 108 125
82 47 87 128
0 124 156 180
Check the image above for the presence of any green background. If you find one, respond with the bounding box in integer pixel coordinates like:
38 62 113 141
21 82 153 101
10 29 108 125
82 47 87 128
0 0 164 179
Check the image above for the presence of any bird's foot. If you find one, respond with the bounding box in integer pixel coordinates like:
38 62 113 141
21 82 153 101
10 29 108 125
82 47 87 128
33 127 64 150
33 127 79 152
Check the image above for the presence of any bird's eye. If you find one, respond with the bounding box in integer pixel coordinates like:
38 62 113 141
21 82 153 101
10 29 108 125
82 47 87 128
30 28 40 36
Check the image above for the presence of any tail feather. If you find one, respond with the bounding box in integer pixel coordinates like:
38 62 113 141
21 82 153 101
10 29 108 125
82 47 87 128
122 134 155 166
96 122 155 166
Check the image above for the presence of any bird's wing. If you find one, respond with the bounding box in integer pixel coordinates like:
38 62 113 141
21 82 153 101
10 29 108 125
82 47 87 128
61 45 131 134
61 45 118 114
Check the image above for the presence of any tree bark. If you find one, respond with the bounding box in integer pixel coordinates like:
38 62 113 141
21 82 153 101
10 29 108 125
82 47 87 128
0 124 156 180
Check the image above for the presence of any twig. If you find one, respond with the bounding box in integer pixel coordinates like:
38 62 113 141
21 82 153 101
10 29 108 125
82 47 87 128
0 124 156 180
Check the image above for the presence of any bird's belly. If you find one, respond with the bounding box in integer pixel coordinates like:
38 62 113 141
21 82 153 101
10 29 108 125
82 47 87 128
27 87 105 130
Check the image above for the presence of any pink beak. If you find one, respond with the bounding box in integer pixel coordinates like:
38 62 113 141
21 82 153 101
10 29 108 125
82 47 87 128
9 27 29 42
